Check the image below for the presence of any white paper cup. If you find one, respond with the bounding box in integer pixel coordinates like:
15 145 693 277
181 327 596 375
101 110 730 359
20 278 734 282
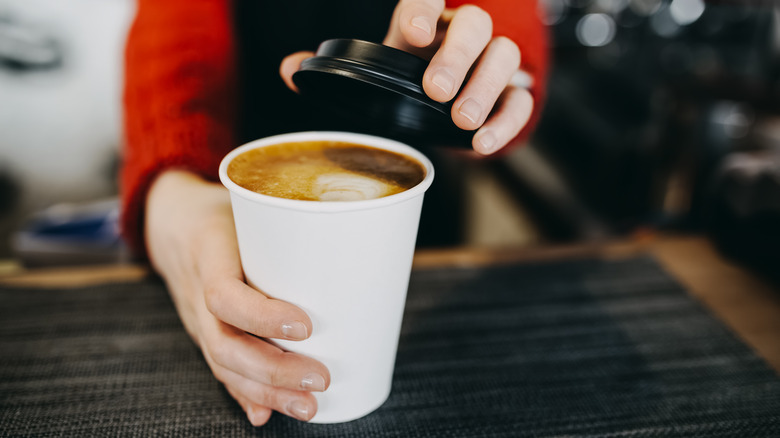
219 131 434 423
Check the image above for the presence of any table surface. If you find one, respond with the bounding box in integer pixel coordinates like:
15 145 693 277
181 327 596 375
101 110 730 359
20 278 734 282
1 234 779 374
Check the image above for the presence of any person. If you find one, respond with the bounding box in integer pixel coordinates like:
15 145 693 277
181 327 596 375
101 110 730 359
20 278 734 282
121 0 549 426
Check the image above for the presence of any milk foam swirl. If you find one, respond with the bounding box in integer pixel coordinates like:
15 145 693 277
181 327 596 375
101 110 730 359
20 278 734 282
313 173 390 201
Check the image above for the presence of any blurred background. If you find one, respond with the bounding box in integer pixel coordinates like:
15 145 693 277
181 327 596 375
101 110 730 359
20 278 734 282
0 0 778 281
0 0 134 265
478 0 780 283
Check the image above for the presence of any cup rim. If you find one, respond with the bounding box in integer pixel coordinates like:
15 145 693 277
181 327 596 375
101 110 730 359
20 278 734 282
218 131 435 213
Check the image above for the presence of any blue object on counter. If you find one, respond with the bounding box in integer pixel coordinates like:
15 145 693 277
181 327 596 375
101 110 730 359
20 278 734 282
11 198 129 267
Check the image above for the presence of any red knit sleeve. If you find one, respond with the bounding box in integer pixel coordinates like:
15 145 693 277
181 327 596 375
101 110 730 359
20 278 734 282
121 0 237 257
446 0 549 144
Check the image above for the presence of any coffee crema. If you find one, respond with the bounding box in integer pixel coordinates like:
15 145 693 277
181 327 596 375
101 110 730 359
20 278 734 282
227 140 426 202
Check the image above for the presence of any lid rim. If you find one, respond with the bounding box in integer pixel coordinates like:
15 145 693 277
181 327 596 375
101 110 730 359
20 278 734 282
315 38 429 75
296 57 450 116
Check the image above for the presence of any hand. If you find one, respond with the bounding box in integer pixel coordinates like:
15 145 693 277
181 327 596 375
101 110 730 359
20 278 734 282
145 170 330 426
279 0 533 155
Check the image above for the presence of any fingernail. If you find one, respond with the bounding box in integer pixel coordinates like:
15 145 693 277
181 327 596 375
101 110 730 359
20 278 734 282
411 16 432 36
458 98 483 125
246 406 259 426
281 321 308 340
300 373 326 391
287 400 311 421
477 130 498 154
431 68 455 96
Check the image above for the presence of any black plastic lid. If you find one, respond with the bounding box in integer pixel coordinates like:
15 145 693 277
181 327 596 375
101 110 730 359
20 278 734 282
292 39 473 149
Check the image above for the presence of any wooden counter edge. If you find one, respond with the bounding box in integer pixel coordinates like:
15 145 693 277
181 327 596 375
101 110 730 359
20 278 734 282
0 262 150 289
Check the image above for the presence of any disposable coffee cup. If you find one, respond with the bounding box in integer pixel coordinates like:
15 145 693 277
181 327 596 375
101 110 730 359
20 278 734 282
218 131 434 423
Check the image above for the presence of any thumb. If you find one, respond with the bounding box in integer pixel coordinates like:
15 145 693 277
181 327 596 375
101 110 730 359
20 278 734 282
279 51 315 93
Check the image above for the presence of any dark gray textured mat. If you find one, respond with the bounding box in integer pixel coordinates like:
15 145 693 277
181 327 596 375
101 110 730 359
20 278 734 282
2 256 779 437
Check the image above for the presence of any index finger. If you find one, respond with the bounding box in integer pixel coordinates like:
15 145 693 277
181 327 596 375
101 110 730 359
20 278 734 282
195 211 314 342
204 276 314 342
396 0 445 47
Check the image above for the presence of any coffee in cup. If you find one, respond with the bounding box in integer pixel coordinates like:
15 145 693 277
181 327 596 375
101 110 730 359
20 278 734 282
226 140 426 202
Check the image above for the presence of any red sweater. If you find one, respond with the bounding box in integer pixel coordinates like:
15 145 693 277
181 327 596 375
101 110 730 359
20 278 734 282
121 0 549 257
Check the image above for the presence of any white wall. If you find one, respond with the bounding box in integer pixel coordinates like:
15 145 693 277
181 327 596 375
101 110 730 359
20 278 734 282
0 0 136 214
